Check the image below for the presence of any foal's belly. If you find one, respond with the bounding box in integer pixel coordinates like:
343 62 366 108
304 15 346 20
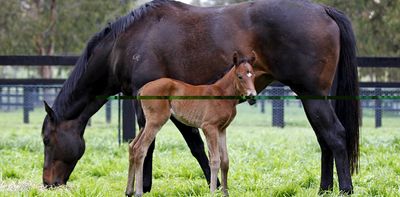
170 101 206 128
169 100 234 129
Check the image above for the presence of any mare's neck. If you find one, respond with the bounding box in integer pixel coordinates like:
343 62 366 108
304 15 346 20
52 62 118 122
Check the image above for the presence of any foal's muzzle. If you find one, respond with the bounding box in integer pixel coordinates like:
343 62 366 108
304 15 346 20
246 90 257 105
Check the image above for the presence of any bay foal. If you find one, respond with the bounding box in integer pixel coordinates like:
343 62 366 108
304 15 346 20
126 52 257 196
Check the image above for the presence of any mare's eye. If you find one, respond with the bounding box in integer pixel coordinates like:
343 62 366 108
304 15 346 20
43 137 50 146
237 75 243 80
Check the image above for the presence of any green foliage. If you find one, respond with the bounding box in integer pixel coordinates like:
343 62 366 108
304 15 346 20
0 104 399 196
0 0 137 78
0 0 137 55
1 0 399 80
317 0 400 81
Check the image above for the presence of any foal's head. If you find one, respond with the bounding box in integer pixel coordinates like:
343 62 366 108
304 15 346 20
232 51 257 105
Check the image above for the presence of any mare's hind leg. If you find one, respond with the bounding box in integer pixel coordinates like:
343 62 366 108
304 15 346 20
318 138 334 193
170 117 220 188
301 98 353 193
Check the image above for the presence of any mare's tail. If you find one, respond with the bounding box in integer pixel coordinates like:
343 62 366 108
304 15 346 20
325 7 360 174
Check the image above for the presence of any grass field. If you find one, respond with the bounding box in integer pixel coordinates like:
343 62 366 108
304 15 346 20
0 103 399 196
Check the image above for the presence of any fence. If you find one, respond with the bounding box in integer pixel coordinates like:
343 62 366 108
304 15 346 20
258 85 400 128
0 56 399 141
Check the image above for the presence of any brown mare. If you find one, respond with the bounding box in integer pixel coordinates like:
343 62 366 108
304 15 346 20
126 52 256 196
41 0 359 194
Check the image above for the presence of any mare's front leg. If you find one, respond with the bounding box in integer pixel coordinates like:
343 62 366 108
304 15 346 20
171 117 220 187
219 129 229 196
202 125 220 193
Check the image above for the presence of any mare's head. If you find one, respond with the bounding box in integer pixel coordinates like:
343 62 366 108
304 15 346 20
41 101 86 187
232 51 257 105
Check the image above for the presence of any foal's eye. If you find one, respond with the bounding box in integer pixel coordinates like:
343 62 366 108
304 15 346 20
237 75 243 80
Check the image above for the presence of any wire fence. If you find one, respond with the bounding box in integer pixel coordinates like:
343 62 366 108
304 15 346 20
1 85 399 128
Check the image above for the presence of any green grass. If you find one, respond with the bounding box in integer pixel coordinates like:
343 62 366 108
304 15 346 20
0 103 399 196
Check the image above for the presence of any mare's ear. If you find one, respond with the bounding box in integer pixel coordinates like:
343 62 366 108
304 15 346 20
250 50 257 65
233 51 239 66
44 101 57 123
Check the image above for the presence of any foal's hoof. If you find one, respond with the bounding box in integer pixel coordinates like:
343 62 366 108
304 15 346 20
125 191 133 197
125 189 134 197
223 190 229 197
134 193 143 197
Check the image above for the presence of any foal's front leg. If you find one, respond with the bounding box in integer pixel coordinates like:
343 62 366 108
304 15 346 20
203 125 221 193
219 130 229 196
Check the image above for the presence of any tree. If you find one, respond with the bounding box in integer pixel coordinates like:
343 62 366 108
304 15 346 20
0 0 137 78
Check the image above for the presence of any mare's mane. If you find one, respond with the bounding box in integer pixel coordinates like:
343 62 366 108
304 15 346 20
53 0 171 118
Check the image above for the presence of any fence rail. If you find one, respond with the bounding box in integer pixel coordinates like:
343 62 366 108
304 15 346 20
1 56 399 142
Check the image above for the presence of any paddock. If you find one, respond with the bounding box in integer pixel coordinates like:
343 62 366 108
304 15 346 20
0 97 399 196
1 56 400 196
1 0 400 195
0 57 400 196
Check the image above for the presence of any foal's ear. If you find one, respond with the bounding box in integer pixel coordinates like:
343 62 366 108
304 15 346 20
44 101 57 123
233 51 239 66
250 50 257 65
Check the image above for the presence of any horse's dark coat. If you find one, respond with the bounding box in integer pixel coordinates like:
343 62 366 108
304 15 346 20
41 0 359 193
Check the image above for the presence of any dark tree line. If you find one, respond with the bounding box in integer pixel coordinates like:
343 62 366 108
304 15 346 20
0 0 399 81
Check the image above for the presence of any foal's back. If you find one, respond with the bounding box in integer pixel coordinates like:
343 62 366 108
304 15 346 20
139 78 236 129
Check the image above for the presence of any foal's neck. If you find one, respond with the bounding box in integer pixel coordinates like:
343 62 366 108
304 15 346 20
213 67 239 97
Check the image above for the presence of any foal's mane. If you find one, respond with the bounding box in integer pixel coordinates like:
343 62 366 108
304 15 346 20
53 0 171 117
209 57 253 84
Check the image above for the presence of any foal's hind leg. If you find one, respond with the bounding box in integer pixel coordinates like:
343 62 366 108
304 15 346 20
132 123 163 197
126 128 145 197
301 99 353 193
134 100 155 193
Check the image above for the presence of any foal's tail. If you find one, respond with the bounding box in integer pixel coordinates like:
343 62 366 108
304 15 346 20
325 7 360 174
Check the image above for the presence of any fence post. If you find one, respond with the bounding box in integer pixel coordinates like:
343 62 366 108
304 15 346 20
272 87 284 127
375 88 382 128
0 86 2 111
7 87 10 111
122 99 136 142
260 91 265 113
23 86 33 124
105 100 111 124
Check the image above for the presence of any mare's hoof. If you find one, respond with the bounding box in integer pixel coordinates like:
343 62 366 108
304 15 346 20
143 185 152 193
318 186 333 195
339 187 353 195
